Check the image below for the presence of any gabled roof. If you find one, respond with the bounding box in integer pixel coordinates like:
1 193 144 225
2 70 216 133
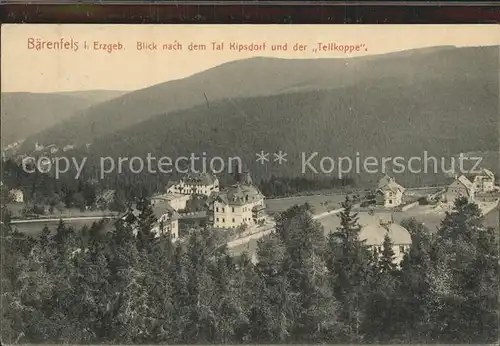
183 172 217 186
167 172 218 189
377 175 405 194
355 213 411 246
152 200 179 221
360 221 412 246
151 192 188 202
210 183 264 206
468 168 495 182
327 213 411 246
165 180 176 190
378 174 394 189
98 189 115 202
479 168 494 179
118 208 140 224
382 180 405 193
453 175 473 190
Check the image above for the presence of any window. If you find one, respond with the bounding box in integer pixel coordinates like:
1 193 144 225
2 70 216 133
222 208 225 213
216 207 219 212
232 207 235 212
399 245 405 253
232 218 235 223
388 199 392 204
216 218 219 222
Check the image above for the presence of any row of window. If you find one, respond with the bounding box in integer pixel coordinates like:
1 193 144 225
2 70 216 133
216 217 251 223
216 206 247 213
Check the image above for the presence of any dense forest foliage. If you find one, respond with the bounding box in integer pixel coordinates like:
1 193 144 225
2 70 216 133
1 196 498 344
1 159 99 213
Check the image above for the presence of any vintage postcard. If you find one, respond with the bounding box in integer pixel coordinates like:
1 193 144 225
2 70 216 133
1 24 499 344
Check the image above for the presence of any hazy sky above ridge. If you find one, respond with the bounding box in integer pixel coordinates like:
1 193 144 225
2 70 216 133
2 24 499 93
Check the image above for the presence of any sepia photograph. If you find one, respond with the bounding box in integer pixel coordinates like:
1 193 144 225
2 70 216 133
1 24 499 344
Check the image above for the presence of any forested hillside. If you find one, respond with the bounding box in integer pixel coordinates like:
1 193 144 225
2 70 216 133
86 69 497 186
23 46 498 152
1 197 498 344
1 90 126 146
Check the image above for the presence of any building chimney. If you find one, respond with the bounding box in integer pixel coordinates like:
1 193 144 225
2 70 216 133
243 171 253 185
233 162 242 183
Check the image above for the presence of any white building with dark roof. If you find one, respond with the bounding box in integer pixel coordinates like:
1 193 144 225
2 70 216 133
375 175 405 208
96 189 116 208
472 168 496 193
151 192 191 211
207 172 266 229
8 189 24 203
445 175 475 203
118 202 180 241
151 201 180 240
359 214 412 264
166 172 219 197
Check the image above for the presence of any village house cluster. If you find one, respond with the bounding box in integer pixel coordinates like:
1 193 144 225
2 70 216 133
360 168 498 264
4 156 497 266
373 168 497 210
206 172 267 229
444 168 497 204
2 141 79 167
119 171 268 241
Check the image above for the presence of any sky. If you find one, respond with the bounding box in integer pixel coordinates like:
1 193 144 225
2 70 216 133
1 24 499 93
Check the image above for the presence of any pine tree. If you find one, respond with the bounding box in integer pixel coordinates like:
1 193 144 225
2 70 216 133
279 206 340 342
362 234 399 342
438 196 483 242
208 247 248 343
135 198 157 250
327 195 371 342
395 219 435 342
434 197 499 343
176 228 218 343
379 234 397 274
141 234 175 342
231 252 258 342
103 222 150 343
169 242 192 343
249 234 292 342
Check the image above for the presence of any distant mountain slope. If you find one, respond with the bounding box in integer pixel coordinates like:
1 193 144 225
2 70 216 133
87 58 497 186
1 90 127 146
58 90 129 104
23 45 493 148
